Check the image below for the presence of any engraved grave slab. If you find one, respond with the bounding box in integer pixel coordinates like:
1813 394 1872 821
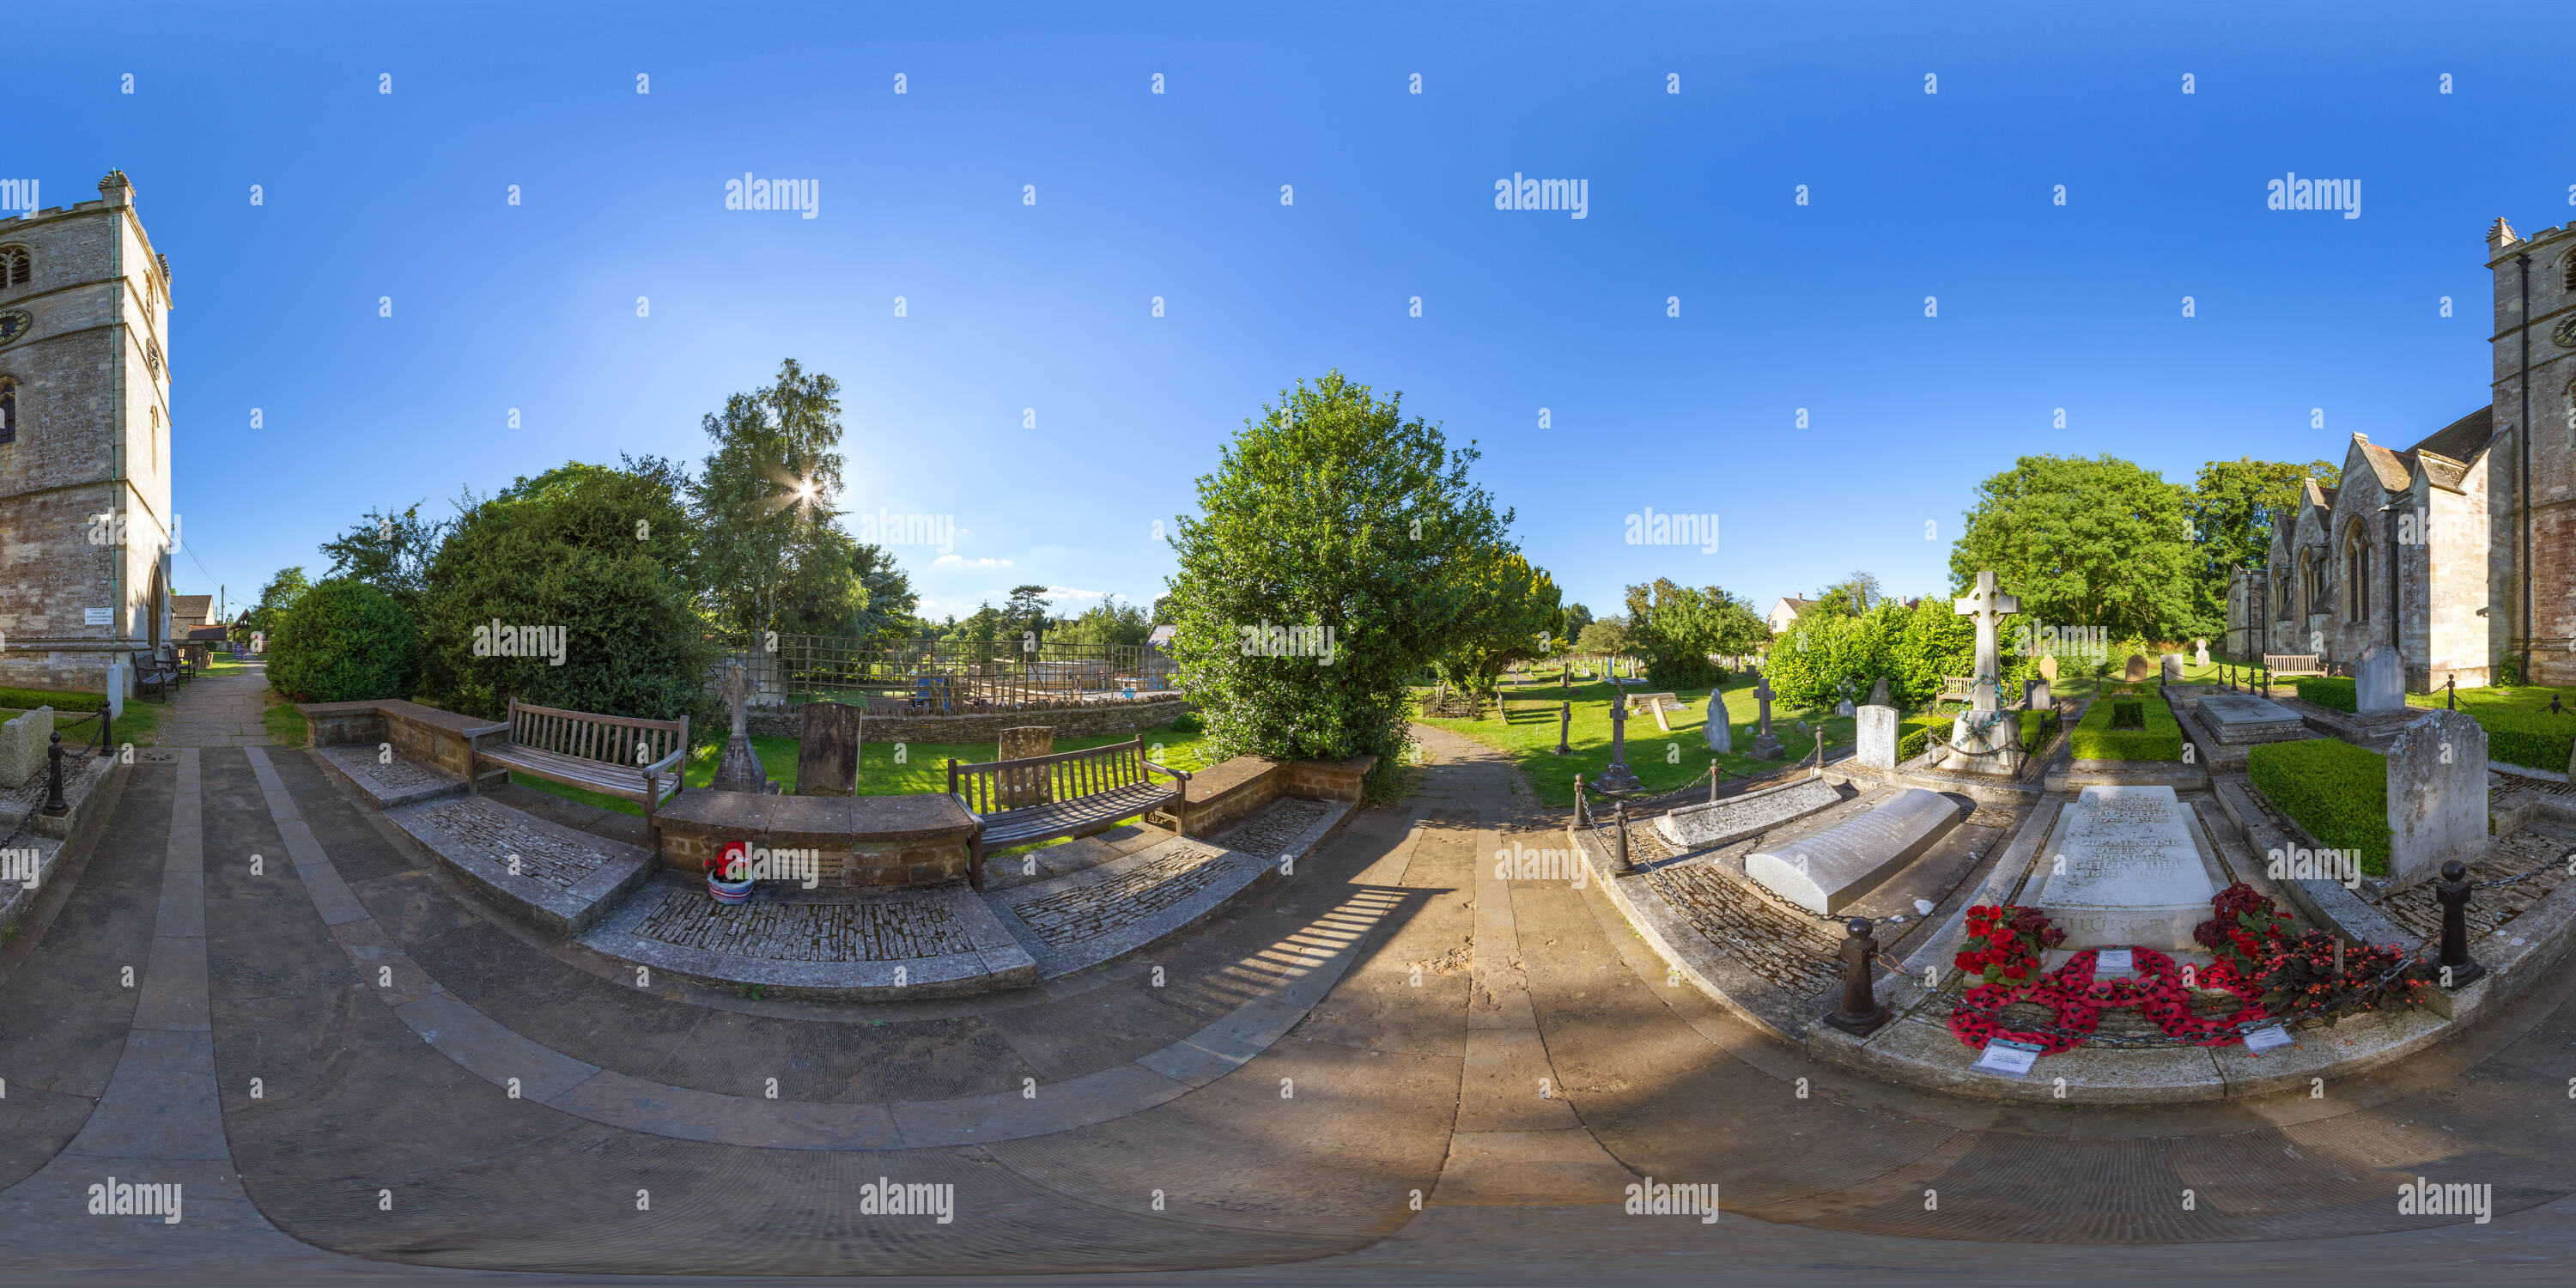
2027 785 2216 951
1743 787 1961 915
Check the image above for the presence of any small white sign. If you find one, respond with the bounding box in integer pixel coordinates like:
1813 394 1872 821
84 608 112 626
2097 949 2134 977
2242 1024 2296 1055
1973 1038 2043 1077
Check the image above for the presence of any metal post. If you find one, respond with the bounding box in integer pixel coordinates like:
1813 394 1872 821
2436 860 2487 988
2446 674 2456 711
42 731 67 817
1572 775 1587 827
1710 760 1721 804
1823 918 1891 1036
1614 799 1635 873
1552 701 1571 755
1812 728 1825 779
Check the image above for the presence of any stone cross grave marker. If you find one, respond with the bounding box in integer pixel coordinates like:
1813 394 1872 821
1599 687 1643 791
1953 570 2019 712
711 658 773 794
1749 676 1783 760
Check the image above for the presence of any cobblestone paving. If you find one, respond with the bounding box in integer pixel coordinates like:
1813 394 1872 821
418 796 614 892
630 884 975 961
334 749 450 793
2376 827 2574 945
1006 840 1230 951
1213 796 1332 860
1642 854 1844 996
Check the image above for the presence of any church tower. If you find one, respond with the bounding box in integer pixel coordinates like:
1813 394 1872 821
2488 216 2576 686
0 170 175 694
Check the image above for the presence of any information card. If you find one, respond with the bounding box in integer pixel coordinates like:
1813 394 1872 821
1973 1038 2044 1077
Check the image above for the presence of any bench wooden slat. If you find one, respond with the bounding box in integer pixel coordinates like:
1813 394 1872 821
947 737 1189 893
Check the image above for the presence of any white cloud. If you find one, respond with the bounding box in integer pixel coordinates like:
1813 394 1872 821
1045 586 1108 599
933 555 1013 568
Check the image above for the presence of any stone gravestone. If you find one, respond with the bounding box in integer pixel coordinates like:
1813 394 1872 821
996 726 1056 808
2123 653 2153 682
2385 708 2487 886
1656 776 1839 852
1598 688 1643 792
105 661 127 719
2027 785 2217 950
1946 570 2022 776
0 707 53 787
1855 704 1899 769
2356 643 2405 714
1628 692 1680 732
709 659 775 794
1745 787 1961 914
2038 653 2059 682
1704 692 1733 753
1836 698 1856 717
2160 653 2184 684
1867 677 1891 708
1749 677 1783 761
793 701 865 795
2025 677 2052 710
2194 638 2211 667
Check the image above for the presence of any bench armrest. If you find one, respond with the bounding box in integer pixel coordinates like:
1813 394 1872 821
641 747 686 777
1141 759 1190 785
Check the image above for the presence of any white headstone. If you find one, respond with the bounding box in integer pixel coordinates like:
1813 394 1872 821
1704 694 1732 753
0 706 54 788
2385 708 2487 886
1855 704 1899 769
1745 787 1961 914
1836 698 1856 717
2194 640 2211 667
2028 785 2217 951
2025 677 2052 710
105 661 128 717
2356 643 2405 714
2160 653 2184 684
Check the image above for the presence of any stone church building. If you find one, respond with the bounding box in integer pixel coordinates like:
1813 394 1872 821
0 171 176 693
2229 213 2576 690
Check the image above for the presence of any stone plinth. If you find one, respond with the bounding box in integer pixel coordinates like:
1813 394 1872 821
2027 785 2217 951
1854 704 1899 769
652 790 979 889
1744 787 1960 914
0 707 53 788
1654 775 1842 853
1940 708 2021 777
2385 708 2487 887
2196 691 2307 744
795 702 865 796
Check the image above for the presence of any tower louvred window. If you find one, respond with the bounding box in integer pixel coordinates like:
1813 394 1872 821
0 246 26 286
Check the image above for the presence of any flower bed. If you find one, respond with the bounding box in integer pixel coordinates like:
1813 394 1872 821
2246 738 2389 876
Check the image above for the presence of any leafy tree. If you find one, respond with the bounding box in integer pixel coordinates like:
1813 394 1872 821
2187 457 2338 636
318 503 449 611
1004 585 1053 642
944 603 1005 644
267 578 420 702
1056 596 1155 649
238 567 312 639
1436 548 1560 696
1622 579 1766 688
416 461 717 731
1574 617 1632 659
1558 601 1595 647
1809 569 1884 617
696 359 851 641
1162 370 1515 793
1950 454 2197 641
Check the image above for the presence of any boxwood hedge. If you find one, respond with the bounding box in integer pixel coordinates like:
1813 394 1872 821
2070 690 2183 761
2293 677 2356 712
2247 738 2389 877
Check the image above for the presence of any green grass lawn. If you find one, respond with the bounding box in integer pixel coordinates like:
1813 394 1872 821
512 719 1219 816
2405 683 2576 772
1417 667 1854 807
199 656 258 677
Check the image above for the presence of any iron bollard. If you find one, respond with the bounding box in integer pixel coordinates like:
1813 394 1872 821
1710 760 1721 804
1812 728 1825 779
2436 860 2487 988
1572 775 1587 827
1553 701 1571 755
1823 918 1891 1035
1614 799 1636 873
42 731 67 817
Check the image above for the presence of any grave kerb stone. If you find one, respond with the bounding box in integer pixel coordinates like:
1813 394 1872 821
1745 787 1962 914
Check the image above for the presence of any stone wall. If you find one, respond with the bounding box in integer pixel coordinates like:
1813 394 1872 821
746 696 1192 746
2488 220 2576 687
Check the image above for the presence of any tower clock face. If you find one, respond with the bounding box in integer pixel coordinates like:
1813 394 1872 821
2555 314 2576 349
0 310 28 345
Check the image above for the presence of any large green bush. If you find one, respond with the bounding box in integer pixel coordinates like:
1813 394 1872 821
2293 676 2356 712
2069 690 2182 761
267 578 422 703
2248 738 2389 876
416 462 718 731
1163 371 1525 797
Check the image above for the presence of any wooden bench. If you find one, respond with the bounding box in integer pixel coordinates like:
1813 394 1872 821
1936 675 1978 710
131 649 179 702
949 738 1188 893
2264 654 2325 678
471 699 690 830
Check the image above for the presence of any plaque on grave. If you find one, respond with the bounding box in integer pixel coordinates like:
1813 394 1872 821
2026 785 2217 951
793 701 865 795
1744 787 1961 914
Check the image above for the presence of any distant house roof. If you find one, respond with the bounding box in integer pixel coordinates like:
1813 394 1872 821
172 594 214 623
1145 624 1176 647
2409 405 2494 465
185 624 230 641
1771 596 1812 617
2355 439 2415 493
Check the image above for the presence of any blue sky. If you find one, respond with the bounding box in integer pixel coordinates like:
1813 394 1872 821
19 1 2569 623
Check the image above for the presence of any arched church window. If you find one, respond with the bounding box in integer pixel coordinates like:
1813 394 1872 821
0 378 15 444
0 246 26 287
2564 249 2576 292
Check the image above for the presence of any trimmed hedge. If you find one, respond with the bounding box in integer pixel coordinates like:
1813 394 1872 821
0 686 106 713
2070 690 2183 761
2248 738 2390 877
2020 707 2061 754
268 578 422 704
2294 677 2356 712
